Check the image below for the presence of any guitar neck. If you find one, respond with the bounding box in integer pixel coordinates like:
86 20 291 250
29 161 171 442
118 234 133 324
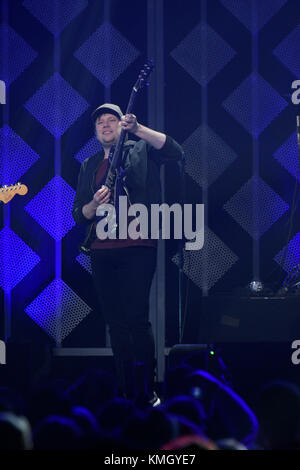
103 61 154 189
108 128 127 172
104 89 137 181
0 183 28 203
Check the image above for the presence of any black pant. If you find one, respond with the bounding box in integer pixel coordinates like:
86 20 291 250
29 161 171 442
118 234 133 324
91 246 157 399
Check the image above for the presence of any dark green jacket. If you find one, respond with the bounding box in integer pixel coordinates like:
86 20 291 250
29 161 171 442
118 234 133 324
72 135 183 251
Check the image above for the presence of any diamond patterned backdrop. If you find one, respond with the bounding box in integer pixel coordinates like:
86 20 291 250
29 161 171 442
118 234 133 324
173 227 239 291
273 24 300 76
24 175 76 241
274 233 300 273
164 0 300 344
222 73 288 137
23 0 88 37
0 0 147 345
25 73 89 139
0 226 40 292
74 136 101 164
74 21 140 87
223 176 289 239
171 22 236 86
274 132 299 180
25 278 91 343
219 0 288 33
183 124 238 188
0 23 38 85
76 253 92 275
0 125 39 185
1 0 300 347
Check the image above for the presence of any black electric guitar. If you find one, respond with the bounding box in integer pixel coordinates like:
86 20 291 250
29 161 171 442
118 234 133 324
96 61 154 236
0 183 28 204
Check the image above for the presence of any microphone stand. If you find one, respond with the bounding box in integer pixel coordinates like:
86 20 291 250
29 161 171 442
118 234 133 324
176 153 232 385
178 150 185 343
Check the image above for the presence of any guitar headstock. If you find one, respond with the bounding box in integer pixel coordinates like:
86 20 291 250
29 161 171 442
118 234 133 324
133 60 154 92
0 183 28 204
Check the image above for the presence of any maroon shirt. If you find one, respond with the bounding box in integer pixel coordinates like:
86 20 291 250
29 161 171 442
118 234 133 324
90 158 157 250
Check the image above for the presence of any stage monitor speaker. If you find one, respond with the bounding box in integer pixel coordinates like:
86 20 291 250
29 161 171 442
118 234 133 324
167 344 208 370
166 343 233 387
198 296 300 342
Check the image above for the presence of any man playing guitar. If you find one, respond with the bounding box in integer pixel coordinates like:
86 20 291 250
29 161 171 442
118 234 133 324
73 101 183 406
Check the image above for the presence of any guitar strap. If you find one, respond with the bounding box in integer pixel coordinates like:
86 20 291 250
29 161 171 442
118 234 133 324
95 144 131 193
95 146 115 192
